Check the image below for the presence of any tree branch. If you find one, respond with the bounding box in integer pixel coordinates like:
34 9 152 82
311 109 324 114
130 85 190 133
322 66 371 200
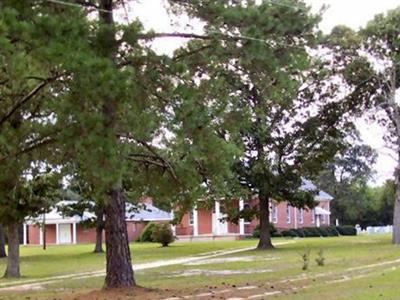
0 75 58 128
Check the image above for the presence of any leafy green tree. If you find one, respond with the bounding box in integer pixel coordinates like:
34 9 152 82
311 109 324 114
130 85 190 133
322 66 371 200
324 7 400 243
169 0 354 249
316 142 377 227
0 1 77 277
0 173 61 278
45 0 243 288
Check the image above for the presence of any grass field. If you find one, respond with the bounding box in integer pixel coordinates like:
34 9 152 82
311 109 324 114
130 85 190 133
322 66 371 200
0 235 399 299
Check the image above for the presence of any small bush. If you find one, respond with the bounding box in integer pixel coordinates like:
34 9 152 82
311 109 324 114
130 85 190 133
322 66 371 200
302 227 320 237
293 228 305 238
325 226 340 236
301 249 311 270
316 227 329 237
151 223 175 247
315 249 325 266
281 229 298 238
139 222 158 242
252 223 278 238
336 225 357 236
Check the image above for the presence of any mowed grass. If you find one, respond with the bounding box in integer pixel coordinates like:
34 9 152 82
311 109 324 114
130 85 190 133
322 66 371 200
1 235 400 300
0 239 258 280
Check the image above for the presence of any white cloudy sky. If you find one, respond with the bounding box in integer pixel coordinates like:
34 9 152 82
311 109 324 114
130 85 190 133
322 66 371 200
121 0 400 185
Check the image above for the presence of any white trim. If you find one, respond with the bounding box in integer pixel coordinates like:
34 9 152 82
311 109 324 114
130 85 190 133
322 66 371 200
72 223 77 244
239 199 245 235
170 211 176 236
56 223 60 245
23 224 27 245
311 209 315 224
272 203 278 224
189 210 194 225
286 204 291 224
294 207 297 229
214 201 221 235
193 207 198 236
39 225 43 245
299 208 304 224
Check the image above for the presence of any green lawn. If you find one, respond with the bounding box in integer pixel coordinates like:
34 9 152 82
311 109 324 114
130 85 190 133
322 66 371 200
1 235 400 300
0 239 258 280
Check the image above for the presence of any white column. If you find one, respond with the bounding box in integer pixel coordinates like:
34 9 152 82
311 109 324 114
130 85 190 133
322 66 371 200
39 225 43 245
23 224 27 246
72 223 77 244
215 200 221 235
239 199 245 235
269 199 272 223
316 215 321 228
170 210 176 236
193 207 199 236
56 223 60 245
294 208 298 229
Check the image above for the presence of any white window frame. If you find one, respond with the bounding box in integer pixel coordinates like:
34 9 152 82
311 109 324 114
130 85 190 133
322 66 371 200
272 203 278 223
286 204 291 224
299 208 304 224
189 211 194 225
311 209 315 224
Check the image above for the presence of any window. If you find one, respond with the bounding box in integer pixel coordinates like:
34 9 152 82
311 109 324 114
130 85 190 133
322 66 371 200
299 208 304 224
272 203 278 223
243 203 251 224
320 205 326 224
189 211 194 225
311 209 315 224
286 204 291 224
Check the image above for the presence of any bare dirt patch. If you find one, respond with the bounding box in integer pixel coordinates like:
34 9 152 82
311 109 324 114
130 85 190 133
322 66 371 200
183 256 279 266
169 268 273 277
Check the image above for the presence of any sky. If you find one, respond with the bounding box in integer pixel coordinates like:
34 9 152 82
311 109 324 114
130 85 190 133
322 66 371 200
305 0 400 185
120 0 400 186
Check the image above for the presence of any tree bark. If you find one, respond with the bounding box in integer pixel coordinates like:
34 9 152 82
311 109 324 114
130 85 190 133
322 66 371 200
4 223 20 278
0 225 7 258
94 209 104 253
257 193 274 250
98 0 135 289
393 165 400 244
104 187 135 288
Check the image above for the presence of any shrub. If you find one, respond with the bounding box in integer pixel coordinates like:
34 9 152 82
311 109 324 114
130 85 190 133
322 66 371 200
302 227 320 237
336 225 357 236
316 227 329 237
151 223 175 247
325 226 340 236
301 249 311 270
139 222 158 242
294 228 306 238
252 223 278 238
281 229 298 237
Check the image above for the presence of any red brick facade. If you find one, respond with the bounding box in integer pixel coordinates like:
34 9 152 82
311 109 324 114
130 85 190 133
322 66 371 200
177 198 332 236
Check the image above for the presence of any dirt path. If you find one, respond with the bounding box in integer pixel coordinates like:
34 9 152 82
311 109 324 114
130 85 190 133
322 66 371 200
0 241 294 292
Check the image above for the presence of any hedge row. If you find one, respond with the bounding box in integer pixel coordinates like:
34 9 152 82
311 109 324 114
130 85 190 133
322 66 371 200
252 223 280 238
280 225 356 238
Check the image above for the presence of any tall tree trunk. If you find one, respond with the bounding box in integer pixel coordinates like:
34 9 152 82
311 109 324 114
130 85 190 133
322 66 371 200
257 193 274 250
4 223 20 278
0 225 7 258
94 209 104 253
104 187 135 288
393 165 400 244
98 0 135 289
